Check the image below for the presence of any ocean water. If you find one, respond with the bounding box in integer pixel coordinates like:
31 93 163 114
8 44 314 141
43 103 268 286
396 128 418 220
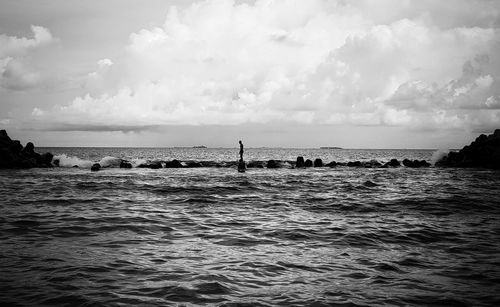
1 148 499 306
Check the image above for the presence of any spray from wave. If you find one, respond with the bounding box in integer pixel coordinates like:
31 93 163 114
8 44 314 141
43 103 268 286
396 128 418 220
431 149 449 165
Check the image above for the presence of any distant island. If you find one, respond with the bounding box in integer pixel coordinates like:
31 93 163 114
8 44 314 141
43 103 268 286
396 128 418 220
193 146 207 148
320 147 342 149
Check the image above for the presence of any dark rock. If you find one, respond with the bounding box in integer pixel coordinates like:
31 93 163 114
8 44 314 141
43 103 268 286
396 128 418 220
304 159 313 167
347 161 362 167
267 160 280 168
41 152 54 166
363 160 382 168
186 161 202 168
53 159 60 167
296 156 305 168
91 163 101 171
403 159 431 168
313 158 323 167
437 130 500 169
22 142 35 155
120 160 133 168
73 165 79 168
247 161 265 168
382 159 400 168
164 159 183 168
10 140 23 154
326 161 337 167
138 161 162 169
0 130 53 169
238 160 246 171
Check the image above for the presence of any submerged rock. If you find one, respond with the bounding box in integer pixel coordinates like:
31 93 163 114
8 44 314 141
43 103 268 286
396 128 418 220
90 163 101 171
436 129 500 169
296 156 305 168
314 158 323 167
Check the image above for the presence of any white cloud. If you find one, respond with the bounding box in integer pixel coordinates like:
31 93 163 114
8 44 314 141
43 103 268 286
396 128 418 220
0 25 55 90
33 0 500 133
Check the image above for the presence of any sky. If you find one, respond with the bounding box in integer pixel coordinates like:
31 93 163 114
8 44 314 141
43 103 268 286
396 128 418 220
0 0 499 148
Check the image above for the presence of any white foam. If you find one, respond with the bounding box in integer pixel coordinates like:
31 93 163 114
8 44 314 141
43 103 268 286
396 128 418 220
431 149 449 165
99 156 122 168
53 154 93 168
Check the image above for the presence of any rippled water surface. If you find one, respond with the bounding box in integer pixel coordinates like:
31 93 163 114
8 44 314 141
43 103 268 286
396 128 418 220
1 148 500 306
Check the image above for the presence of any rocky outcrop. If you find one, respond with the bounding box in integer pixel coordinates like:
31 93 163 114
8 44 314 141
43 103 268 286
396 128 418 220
436 129 500 169
304 159 313 167
314 158 323 167
296 156 305 168
0 130 53 169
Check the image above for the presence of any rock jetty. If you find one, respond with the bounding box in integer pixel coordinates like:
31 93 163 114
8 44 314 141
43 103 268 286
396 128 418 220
0 130 53 169
436 129 500 169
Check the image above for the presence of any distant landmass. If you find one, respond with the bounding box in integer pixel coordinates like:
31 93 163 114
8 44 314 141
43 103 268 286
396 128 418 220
193 146 207 148
320 146 342 149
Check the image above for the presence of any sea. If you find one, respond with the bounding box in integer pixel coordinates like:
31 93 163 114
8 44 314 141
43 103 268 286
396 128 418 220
0 148 499 306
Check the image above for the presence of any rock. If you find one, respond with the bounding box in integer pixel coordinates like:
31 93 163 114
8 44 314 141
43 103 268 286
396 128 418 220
186 161 202 168
313 158 323 167
267 160 280 168
347 161 362 167
138 161 162 169
164 159 183 168
382 159 400 168
73 165 79 168
120 160 133 168
238 160 246 171
10 140 23 154
91 163 101 171
53 159 60 167
0 130 53 169
363 160 382 168
41 152 54 166
247 161 265 168
437 130 500 169
403 159 431 168
326 161 337 167
296 156 305 168
304 159 313 167
22 142 35 155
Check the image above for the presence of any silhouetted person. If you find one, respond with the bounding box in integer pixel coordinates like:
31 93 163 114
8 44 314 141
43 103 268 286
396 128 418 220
239 140 244 161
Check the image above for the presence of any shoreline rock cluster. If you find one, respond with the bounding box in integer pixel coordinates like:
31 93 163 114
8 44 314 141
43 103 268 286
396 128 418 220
436 129 500 169
0 130 53 169
1 129 499 170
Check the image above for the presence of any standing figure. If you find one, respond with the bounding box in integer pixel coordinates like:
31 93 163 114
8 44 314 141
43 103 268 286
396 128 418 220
239 140 244 162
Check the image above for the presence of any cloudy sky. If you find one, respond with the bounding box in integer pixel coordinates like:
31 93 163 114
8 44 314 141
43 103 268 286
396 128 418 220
1 0 499 148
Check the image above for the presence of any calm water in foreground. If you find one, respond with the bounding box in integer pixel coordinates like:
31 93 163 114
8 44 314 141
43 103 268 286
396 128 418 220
1 148 499 306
